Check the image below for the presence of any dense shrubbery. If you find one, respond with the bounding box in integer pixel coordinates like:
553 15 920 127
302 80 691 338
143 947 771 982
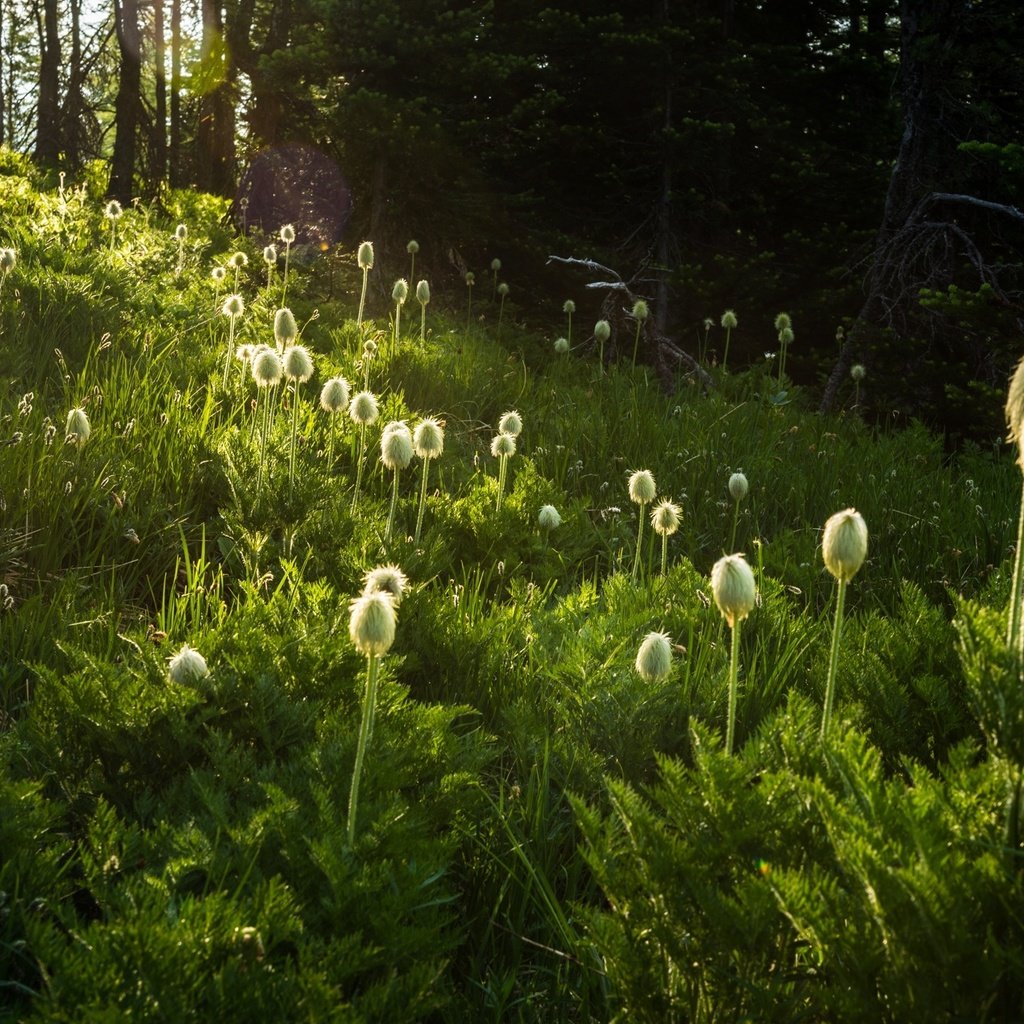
1 171 1022 1021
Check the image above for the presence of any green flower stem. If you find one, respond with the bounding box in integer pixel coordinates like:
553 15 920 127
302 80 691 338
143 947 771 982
631 321 642 368
722 326 733 371
631 504 647 583
351 424 367 511
660 531 669 577
392 303 402 355
729 499 740 553
597 335 605 376
222 315 237 388
496 454 507 511
497 296 506 339
257 385 273 492
566 310 573 348
414 457 431 545
820 577 848 740
385 466 401 542
288 383 300 493
327 415 337 470
281 241 291 305
357 268 369 325
726 619 742 755
347 653 380 846
1006 477 1024 669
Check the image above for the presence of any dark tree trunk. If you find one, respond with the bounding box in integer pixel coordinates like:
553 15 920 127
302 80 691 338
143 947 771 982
0 0 6 146
63 0 83 168
110 0 142 201
169 0 181 186
195 0 234 195
152 0 167 185
34 0 61 165
821 0 968 412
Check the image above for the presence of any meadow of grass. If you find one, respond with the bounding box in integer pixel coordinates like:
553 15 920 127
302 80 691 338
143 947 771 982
1 158 1023 1022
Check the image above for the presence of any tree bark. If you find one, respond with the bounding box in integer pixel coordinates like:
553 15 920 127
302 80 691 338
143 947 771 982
169 0 182 186
195 0 234 195
34 0 61 165
110 0 142 201
152 0 167 186
62 0 84 169
820 0 968 413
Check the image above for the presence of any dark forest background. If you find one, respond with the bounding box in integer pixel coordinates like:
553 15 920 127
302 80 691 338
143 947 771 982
3 0 1024 438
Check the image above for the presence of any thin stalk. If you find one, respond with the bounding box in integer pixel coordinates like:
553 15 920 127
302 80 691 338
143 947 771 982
722 326 733 371
392 303 402 355
466 285 473 332
288 381 300 493
729 499 740 553
631 505 647 583
414 457 431 544
496 454 507 511
660 531 668 577
281 241 292 305
820 578 848 740
327 414 337 469
725 619 742 755
597 334 605 375
222 315 237 388
420 304 426 343
357 268 369 325
352 424 367 511
631 321 642 368
566 309 572 348
347 654 380 846
497 295 505 339
778 338 789 382
257 385 273 492
1006 477 1024 664
385 466 400 542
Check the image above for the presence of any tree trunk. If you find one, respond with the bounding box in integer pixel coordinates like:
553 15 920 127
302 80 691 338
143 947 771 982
152 0 167 186
169 0 181 186
110 0 142 201
195 0 234 195
34 0 61 165
62 0 83 168
820 0 967 413
0 0 6 147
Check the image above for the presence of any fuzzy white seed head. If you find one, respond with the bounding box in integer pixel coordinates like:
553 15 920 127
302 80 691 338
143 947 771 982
416 279 430 305
728 472 749 502
358 241 374 270
721 309 738 329
628 469 656 505
635 631 673 682
538 504 561 530
1008 356 1024 466
211 266 226 283
497 282 509 297
407 239 419 254
65 407 91 444
175 223 187 241
594 319 611 343
774 312 791 332
711 554 757 628
850 363 866 382
228 251 248 269
466 271 475 286
632 300 649 321
274 307 298 347
413 417 445 459
280 224 296 244
498 410 523 437
363 564 409 606
363 338 378 357
320 376 351 413
822 508 868 583
349 390 379 425
392 278 408 304
0 248 16 272
263 244 277 266
563 300 575 314
381 421 413 470
252 348 283 387
168 644 209 684
349 590 396 657
554 336 569 354
779 326 794 345
651 499 681 536
104 199 123 220
491 432 516 459
222 294 244 319
490 258 501 272
282 344 314 382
